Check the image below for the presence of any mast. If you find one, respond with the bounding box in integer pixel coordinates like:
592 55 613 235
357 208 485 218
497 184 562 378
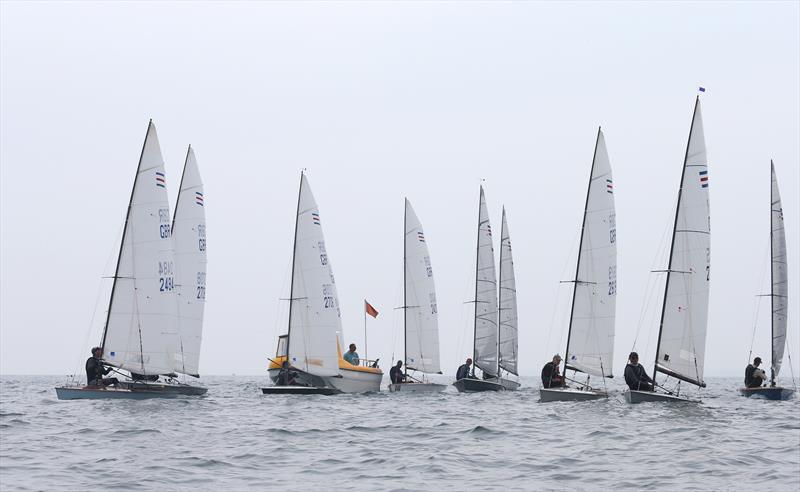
497 207 504 377
285 172 304 367
101 120 152 352
564 127 602 375
403 198 408 378
770 160 775 386
653 97 699 385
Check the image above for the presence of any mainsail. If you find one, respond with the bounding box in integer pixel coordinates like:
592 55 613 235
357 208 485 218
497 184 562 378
172 146 206 377
102 121 180 375
404 199 441 374
286 174 341 377
770 161 788 381
473 186 499 377
655 98 710 387
564 128 617 378
498 208 518 376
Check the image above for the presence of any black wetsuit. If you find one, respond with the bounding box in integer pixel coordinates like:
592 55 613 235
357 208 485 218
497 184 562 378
85 357 113 386
541 362 564 388
744 364 764 388
624 363 654 391
390 366 404 384
456 364 471 380
276 367 297 386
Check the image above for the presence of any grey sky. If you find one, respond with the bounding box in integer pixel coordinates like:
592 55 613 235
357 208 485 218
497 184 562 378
1 1 798 378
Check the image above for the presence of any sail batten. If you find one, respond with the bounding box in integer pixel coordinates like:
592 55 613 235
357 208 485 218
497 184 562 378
654 98 711 387
564 128 617 379
498 208 518 375
770 161 788 381
102 122 180 376
403 200 441 374
172 147 206 377
473 187 499 377
286 174 341 377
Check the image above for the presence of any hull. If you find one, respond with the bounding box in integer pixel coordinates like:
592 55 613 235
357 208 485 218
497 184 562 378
453 378 505 393
539 387 607 402
624 389 699 404
492 377 520 391
324 367 383 393
261 386 338 395
55 383 207 400
739 386 795 400
267 368 329 389
388 382 447 393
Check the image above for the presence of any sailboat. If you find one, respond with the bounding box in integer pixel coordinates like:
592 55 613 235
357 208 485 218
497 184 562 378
263 173 383 395
56 121 207 399
454 186 519 392
540 128 616 402
625 97 710 404
740 162 795 400
388 199 447 393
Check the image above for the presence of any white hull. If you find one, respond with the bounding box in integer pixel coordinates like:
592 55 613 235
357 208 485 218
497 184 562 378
539 387 607 402
624 389 700 404
388 382 447 393
324 367 383 393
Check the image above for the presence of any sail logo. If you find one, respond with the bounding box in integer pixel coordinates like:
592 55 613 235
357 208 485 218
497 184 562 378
155 171 166 188
699 170 709 188
417 231 425 243
195 192 204 206
312 212 321 225
606 179 614 194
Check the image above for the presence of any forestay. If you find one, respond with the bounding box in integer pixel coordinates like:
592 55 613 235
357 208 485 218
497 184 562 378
287 174 341 377
656 99 710 386
173 147 206 377
771 162 788 380
498 209 518 376
404 199 441 374
565 129 617 378
102 121 180 375
473 186 499 377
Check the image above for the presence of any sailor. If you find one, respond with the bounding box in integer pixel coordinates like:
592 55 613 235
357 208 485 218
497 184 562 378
276 360 297 386
541 354 565 388
390 360 405 384
456 358 472 380
343 343 360 366
624 352 654 391
85 347 118 387
744 357 767 388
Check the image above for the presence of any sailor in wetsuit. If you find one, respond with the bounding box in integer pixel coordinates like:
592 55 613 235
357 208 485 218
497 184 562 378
85 347 119 387
541 354 565 388
276 360 298 386
744 357 767 388
390 360 406 384
456 358 472 380
624 352 654 391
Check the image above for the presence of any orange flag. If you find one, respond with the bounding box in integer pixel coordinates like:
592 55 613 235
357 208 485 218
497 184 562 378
365 300 379 318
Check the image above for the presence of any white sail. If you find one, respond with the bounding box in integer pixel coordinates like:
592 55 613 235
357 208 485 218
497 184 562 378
102 121 180 375
286 174 341 377
771 161 788 380
404 199 441 374
498 208 518 375
473 186 499 377
656 98 710 386
565 129 617 378
172 147 206 377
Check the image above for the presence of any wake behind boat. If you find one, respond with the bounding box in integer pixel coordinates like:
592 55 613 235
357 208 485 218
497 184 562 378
56 123 208 400
541 128 616 403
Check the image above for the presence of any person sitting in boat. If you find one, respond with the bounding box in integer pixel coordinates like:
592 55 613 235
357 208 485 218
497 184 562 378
277 360 298 386
390 360 406 384
624 352 654 391
343 343 360 366
85 347 118 387
541 354 565 388
456 358 472 380
744 357 767 388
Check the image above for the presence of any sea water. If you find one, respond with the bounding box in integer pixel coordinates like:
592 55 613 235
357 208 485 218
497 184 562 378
1 375 798 491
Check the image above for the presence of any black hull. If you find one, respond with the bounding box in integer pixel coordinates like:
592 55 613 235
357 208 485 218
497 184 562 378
261 386 339 395
453 378 505 393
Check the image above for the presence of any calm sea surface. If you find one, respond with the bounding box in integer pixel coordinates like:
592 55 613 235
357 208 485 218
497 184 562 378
1 375 798 491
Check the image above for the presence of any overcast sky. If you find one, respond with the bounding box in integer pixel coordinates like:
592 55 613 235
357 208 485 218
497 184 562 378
1 1 798 378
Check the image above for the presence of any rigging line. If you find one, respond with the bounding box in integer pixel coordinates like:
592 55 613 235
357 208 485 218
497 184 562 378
544 227 582 359
747 240 771 362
